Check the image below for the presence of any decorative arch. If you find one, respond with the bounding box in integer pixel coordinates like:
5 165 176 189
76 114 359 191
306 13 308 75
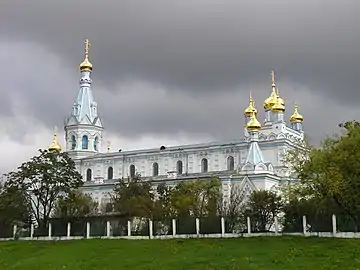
108 166 113 180
201 158 208 173
227 156 235 171
176 160 183 174
153 162 159 176
129 165 135 178
94 136 99 151
71 135 76 150
82 135 89 149
86 168 92 181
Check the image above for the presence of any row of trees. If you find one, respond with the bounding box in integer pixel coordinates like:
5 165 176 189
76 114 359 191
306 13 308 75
1 121 360 235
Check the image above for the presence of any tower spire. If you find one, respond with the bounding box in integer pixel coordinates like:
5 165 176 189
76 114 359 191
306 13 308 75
79 38 93 71
64 39 104 158
263 70 278 110
244 112 265 165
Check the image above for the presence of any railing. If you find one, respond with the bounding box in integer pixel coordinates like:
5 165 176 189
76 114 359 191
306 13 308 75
1 214 359 241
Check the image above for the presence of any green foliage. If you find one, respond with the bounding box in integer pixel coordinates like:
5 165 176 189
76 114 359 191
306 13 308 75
53 190 98 218
244 190 283 232
169 177 221 218
112 174 155 218
4 149 83 228
0 184 32 234
286 120 360 231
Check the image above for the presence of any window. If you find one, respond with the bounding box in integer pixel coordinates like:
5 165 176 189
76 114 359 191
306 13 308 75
201 158 208 173
94 136 99 151
71 135 76 150
153 162 159 176
177 160 183 174
105 203 113 213
108 167 113 180
129 165 135 178
227 156 235 171
86 168 92 181
82 135 89 149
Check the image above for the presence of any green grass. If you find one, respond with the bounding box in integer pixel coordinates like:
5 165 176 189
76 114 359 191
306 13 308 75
0 237 360 269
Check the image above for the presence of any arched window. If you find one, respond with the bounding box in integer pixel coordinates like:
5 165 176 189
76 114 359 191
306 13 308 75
82 135 89 150
153 162 159 176
108 167 113 180
105 203 113 213
71 135 76 150
129 165 135 178
86 168 92 181
94 136 99 151
201 158 208 173
177 160 183 174
227 156 235 171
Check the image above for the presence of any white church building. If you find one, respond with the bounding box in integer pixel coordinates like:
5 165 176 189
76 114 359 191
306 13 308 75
49 40 305 208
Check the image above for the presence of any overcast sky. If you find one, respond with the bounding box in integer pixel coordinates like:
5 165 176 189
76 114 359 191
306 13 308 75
0 0 359 172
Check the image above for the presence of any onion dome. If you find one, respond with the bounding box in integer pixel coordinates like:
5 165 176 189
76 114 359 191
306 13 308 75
79 39 93 71
271 97 285 113
246 112 261 131
290 104 304 123
244 92 258 117
263 70 278 109
48 127 62 152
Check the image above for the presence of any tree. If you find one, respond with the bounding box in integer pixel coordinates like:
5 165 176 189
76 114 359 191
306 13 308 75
170 177 221 218
4 149 83 228
111 174 154 219
52 190 98 218
220 184 246 233
244 190 283 232
286 120 360 231
0 184 32 236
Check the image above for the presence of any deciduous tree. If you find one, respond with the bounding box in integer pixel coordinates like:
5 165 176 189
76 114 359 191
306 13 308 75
53 190 98 218
4 149 82 228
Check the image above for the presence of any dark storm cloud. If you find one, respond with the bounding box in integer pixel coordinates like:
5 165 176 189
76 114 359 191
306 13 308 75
1 0 360 144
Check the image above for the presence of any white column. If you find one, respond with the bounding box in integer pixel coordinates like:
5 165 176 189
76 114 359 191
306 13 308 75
13 224 17 239
127 220 131 236
106 221 110 237
67 222 71 238
274 216 279 235
302 215 307 235
221 217 225 236
247 217 251 234
86 222 90 239
332 214 337 235
195 218 200 236
30 224 34 239
48 223 52 239
149 220 153 239
172 219 176 236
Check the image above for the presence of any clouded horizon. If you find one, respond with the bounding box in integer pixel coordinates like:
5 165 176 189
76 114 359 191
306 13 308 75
0 0 359 172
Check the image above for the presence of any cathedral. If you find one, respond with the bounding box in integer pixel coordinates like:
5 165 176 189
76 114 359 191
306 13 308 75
49 40 305 208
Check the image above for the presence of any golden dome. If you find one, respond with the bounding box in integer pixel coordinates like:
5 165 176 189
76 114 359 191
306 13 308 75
79 39 93 71
244 93 258 117
263 70 278 110
48 127 62 152
271 97 285 113
246 112 261 131
290 104 304 123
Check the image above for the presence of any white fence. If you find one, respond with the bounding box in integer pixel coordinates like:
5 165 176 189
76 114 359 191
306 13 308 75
1 214 360 241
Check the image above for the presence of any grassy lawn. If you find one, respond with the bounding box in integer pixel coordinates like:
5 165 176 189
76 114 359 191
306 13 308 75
0 236 360 269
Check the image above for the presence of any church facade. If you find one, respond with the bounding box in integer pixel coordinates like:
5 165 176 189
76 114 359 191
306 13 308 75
51 40 305 208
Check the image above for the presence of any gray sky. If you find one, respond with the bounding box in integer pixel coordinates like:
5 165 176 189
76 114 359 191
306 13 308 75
0 0 359 172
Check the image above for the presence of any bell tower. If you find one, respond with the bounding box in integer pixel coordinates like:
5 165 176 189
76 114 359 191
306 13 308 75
64 39 104 159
